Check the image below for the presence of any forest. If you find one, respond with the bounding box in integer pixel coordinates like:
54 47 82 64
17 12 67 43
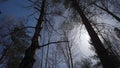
0 0 120 68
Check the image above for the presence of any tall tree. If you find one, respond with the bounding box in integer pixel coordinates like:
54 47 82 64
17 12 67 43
69 0 116 68
19 0 46 68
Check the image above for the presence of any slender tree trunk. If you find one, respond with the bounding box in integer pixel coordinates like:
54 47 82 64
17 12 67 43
41 47 44 68
68 43 73 68
45 44 49 68
66 45 71 68
19 0 46 68
71 0 116 68
54 51 57 68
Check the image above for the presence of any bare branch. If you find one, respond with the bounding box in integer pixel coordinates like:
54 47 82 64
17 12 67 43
44 18 63 35
38 41 69 48
34 7 41 11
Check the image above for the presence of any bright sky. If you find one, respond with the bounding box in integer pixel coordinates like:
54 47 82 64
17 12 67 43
69 24 94 59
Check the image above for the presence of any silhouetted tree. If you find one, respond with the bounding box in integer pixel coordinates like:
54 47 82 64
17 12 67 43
68 0 117 68
19 0 46 68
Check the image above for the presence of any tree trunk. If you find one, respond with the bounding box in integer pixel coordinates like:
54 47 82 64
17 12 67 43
19 0 46 68
68 43 73 68
71 0 116 68
45 43 49 68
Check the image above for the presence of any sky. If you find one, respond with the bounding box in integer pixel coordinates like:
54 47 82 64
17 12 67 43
0 0 38 27
0 0 95 58
0 0 117 58
0 0 120 68
69 24 95 59
0 0 109 68
1 0 120 68
0 0 31 18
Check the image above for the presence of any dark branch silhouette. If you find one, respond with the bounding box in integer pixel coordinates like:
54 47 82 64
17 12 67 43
94 4 120 22
38 41 69 48
19 0 46 68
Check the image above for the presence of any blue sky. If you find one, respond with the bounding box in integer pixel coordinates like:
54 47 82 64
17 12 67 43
0 0 32 18
0 0 38 29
